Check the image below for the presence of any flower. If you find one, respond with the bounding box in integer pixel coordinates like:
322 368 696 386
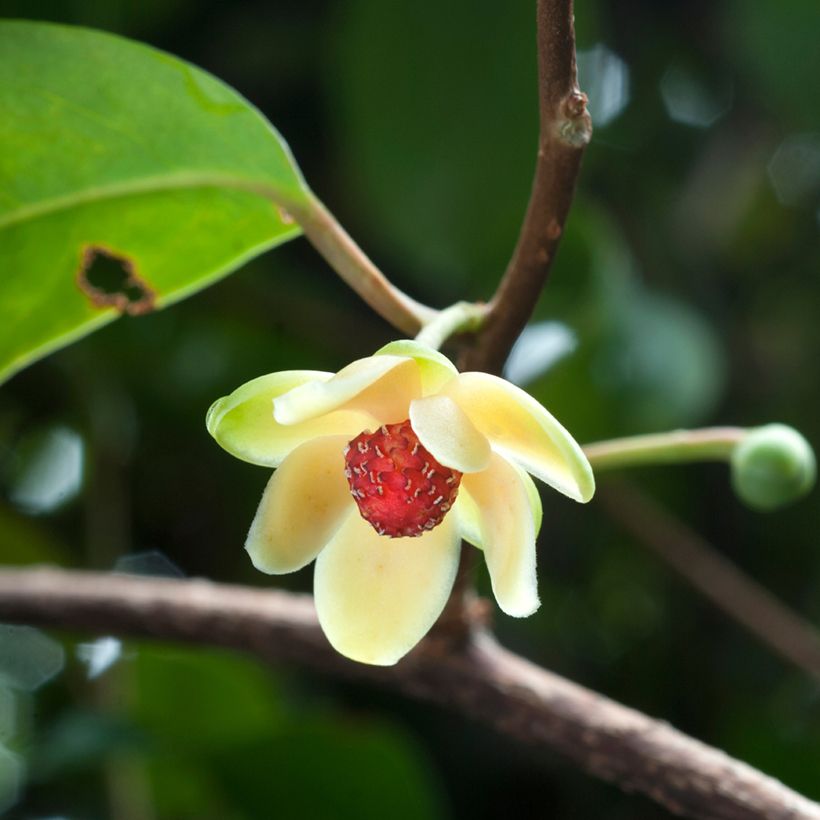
207 340 594 665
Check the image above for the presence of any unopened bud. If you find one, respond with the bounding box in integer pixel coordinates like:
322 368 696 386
730 424 815 511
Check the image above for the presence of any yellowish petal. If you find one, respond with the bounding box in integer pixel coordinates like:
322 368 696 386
274 355 420 427
462 454 540 617
207 371 371 467
442 372 595 502
455 460 541 549
452 489 483 549
314 512 461 665
245 435 353 574
374 340 458 394
409 395 491 473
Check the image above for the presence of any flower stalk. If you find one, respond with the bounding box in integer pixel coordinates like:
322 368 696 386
289 192 437 335
414 301 489 351
583 427 746 471
585 424 815 510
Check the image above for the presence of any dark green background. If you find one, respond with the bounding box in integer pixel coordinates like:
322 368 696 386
1 0 818 817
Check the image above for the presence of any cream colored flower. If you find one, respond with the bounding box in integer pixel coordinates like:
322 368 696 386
207 340 594 666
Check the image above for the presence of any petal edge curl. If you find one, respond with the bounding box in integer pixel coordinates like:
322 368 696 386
274 355 420 427
374 340 458 395
462 453 540 618
208 370 370 467
409 395 491 473
442 372 595 502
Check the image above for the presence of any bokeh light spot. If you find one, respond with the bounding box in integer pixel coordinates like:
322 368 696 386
660 64 732 128
767 133 820 206
577 44 630 127
10 427 84 515
0 625 64 692
504 321 577 387
76 637 124 680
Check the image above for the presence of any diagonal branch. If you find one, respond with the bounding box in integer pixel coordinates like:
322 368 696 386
0 568 818 820
598 480 820 684
463 0 592 374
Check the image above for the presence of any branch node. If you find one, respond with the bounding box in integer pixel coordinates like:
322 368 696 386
557 90 592 147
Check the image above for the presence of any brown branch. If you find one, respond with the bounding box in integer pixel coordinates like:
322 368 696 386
598 480 820 684
463 0 591 374
0 568 818 820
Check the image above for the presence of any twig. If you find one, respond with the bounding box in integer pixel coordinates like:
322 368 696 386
289 194 437 335
414 301 488 351
598 480 820 683
463 0 592 374
584 428 746 472
0 568 817 820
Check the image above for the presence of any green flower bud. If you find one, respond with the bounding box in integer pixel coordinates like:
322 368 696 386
730 424 816 511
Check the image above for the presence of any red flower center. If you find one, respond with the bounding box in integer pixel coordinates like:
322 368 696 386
344 420 462 538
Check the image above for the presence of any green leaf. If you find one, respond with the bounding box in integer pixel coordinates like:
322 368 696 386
0 21 312 384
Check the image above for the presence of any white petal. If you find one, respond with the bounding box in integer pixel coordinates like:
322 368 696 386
274 355 420 427
462 454 540 617
409 395 491 473
374 340 458 394
245 435 353 573
441 372 595 502
314 512 461 665
208 370 371 467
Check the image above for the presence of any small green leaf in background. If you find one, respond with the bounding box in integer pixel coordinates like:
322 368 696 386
0 21 311 384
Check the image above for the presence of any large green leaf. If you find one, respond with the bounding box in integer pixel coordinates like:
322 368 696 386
0 21 311 383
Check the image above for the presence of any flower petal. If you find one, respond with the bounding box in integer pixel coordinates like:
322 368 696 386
409 395 491 473
208 371 372 467
314 511 461 665
274 355 421 427
441 372 595 502
456 459 542 550
374 340 458 394
245 435 353 574
462 453 540 617
452 489 483 549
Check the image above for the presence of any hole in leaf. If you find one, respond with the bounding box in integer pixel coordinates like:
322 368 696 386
76 245 156 315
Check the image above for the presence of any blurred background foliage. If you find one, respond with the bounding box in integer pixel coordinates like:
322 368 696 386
1 0 819 816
